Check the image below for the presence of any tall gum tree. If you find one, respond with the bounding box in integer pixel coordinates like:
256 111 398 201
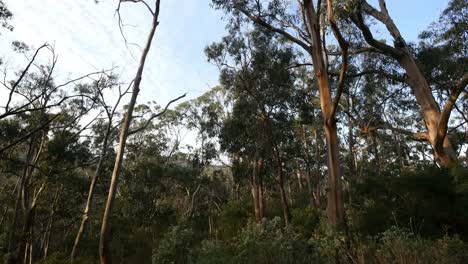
99 1 161 263
211 0 348 227
350 0 467 167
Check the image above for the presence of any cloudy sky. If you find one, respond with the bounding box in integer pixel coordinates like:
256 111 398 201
1 0 449 106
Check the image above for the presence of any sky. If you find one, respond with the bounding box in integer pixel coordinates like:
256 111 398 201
0 0 449 106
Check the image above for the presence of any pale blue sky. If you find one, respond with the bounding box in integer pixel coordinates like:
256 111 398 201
1 0 449 105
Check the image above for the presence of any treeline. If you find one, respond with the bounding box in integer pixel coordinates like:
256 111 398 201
0 0 467 264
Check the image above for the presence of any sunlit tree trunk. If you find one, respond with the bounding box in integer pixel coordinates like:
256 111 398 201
235 0 347 228
352 0 467 167
398 57 457 166
302 0 346 227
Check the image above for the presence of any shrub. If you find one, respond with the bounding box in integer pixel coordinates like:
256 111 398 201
152 225 196 264
198 217 316 264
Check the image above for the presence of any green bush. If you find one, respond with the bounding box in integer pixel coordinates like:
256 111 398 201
216 200 250 240
152 225 196 264
349 166 468 239
313 226 468 264
291 207 320 238
198 217 316 264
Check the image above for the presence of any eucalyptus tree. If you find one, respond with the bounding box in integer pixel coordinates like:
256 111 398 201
99 1 162 262
207 27 299 225
71 75 124 262
349 0 467 167
211 0 350 227
1 66 107 263
177 86 227 168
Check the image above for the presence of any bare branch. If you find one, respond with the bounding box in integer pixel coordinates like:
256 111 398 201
350 7 403 58
128 93 186 135
235 6 312 52
327 0 349 118
435 72 468 150
6 43 49 112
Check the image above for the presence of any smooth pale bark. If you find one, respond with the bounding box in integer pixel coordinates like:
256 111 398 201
353 0 463 167
236 0 347 227
250 159 263 223
71 119 112 262
99 1 160 263
323 123 345 226
303 0 346 227
398 57 457 166
296 171 304 190
250 159 262 222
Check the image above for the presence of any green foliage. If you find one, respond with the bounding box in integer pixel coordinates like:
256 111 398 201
152 225 196 264
347 227 468 264
38 253 97 264
349 166 468 238
198 217 316 264
291 207 320 238
216 200 250 240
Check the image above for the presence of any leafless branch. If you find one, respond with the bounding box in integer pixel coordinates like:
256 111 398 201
128 93 186 135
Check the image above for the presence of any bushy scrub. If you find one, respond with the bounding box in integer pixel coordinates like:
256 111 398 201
361 227 468 264
349 166 468 239
152 225 197 264
291 207 321 238
216 200 251 240
198 217 316 264
310 226 468 264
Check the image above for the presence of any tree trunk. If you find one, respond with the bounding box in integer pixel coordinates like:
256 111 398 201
250 158 261 222
258 170 264 219
8 137 36 256
99 2 160 263
398 56 457 166
287 178 293 206
303 0 346 228
273 145 291 225
18 183 44 264
71 123 111 262
347 94 356 176
250 158 264 223
324 122 345 227
301 126 316 208
14 132 45 264
353 1 458 167
235 0 346 228
278 171 291 226
296 171 303 191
